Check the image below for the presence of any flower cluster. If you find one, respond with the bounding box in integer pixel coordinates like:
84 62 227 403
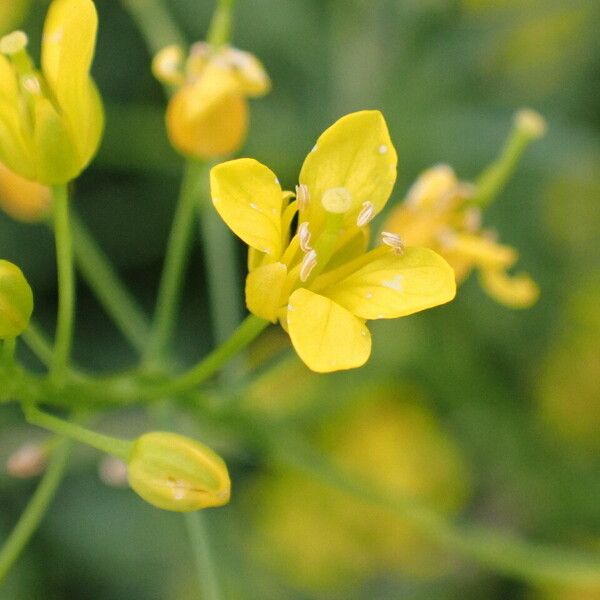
211 110 456 372
383 163 540 308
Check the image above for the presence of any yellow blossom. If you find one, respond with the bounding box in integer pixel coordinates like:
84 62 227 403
210 111 456 373
0 0 104 185
153 42 270 160
0 162 51 222
383 163 539 308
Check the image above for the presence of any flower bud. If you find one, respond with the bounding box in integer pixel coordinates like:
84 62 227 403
0 260 34 339
127 432 231 512
6 442 47 478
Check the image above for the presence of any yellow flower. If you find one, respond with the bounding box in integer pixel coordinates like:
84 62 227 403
210 111 456 373
0 161 51 222
383 163 539 308
153 42 270 160
0 0 104 185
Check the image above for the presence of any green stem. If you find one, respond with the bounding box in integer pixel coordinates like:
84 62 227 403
24 404 132 460
146 314 269 398
21 323 53 367
120 0 186 55
71 210 150 353
207 0 236 48
0 438 72 583
145 161 208 367
184 512 222 600
275 436 600 588
51 185 74 384
471 115 545 208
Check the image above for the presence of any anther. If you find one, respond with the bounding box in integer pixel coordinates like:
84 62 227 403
381 231 405 255
0 31 28 55
356 201 375 227
299 249 317 282
152 45 185 86
295 184 310 211
298 221 312 252
22 75 41 95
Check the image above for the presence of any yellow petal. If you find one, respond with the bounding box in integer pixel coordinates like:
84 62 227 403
479 269 540 309
210 158 284 257
245 261 288 322
32 96 79 184
0 54 18 101
166 67 247 159
322 247 456 320
41 0 99 158
443 232 517 270
404 164 458 209
219 47 271 96
0 99 34 179
299 110 397 230
287 288 371 373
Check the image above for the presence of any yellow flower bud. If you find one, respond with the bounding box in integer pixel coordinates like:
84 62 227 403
0 162 51 222
155 43 270 160
127 432 231 512
0 0 104 184
0 259 34 339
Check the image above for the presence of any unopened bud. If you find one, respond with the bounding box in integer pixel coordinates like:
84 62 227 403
127 432 231 512
6 442 46 478
0 259 33 339
515 109 547 139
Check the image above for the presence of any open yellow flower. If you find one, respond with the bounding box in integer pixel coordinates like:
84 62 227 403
383 164 539 308
0 0 103 185
210 111 456 373
153 42 270 160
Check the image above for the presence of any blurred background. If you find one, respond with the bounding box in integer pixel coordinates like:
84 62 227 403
1 0 599 598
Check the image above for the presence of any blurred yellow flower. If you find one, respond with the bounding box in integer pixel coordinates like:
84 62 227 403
0 0 31 36
153 42 270 160
0 162 51 222
210 111 456 373
0 0 104 185
383 163 539 308
246 388 471 592
0 259 33 339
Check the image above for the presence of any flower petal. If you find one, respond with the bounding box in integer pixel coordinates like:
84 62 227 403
479 269 539 309
210 158 284 257
245 261 288 322
299 110 397 230
41 0 99 157
322 247 456 320
442 232 517 270
287 288 371 373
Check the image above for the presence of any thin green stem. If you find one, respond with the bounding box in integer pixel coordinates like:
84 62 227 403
274 435 600 588
471 113 546 208
145 161 208 367
184 512 222 600
0 438 72 583
71 210 150 353
207 0 236 48
51 185 74 384
120 0 186 56
21 323 53 367
146 314 269 398
24 404 132 460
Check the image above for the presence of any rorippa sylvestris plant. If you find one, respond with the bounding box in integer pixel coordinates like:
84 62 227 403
2 0 599 596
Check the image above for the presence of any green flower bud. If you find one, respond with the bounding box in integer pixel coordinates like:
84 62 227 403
127 432 231 512
0 259 33 338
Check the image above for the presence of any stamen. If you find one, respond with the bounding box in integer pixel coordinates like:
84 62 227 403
152 45 185 86
0 31 28 55
298 221 312 252
464 207 482 232
322 187 352 214
299 249 317 282
356 201 375 227
381 231 405 255
22 75 41 95
295 184 310 211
